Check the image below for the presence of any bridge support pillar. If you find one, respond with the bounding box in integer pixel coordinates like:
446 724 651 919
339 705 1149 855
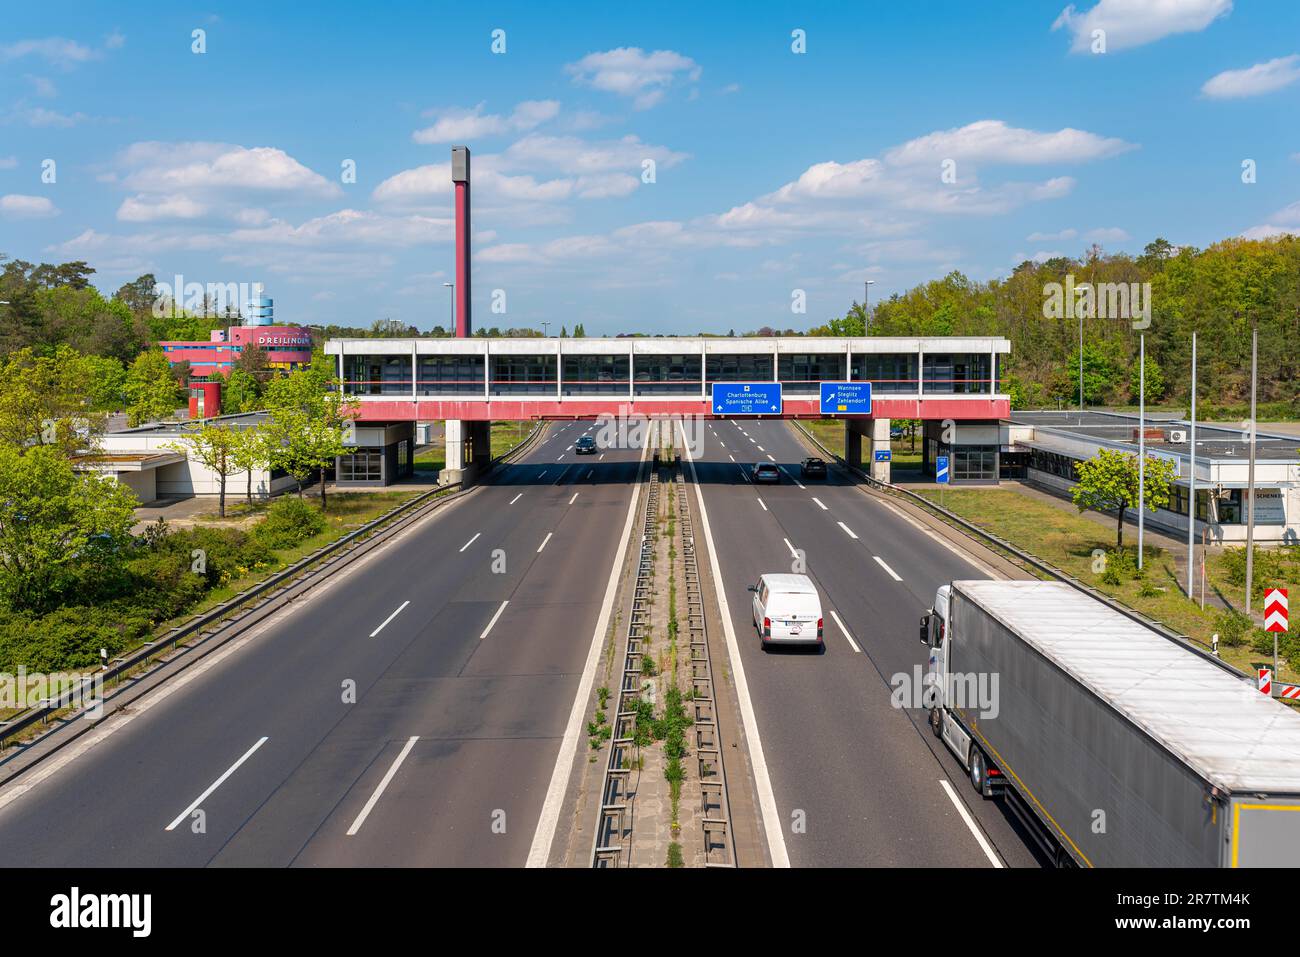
845 418 891 483
440 420 492 486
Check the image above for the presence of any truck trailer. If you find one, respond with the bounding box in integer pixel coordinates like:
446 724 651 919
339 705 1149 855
920 579 1300 867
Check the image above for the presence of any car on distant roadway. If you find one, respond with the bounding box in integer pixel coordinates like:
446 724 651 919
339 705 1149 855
575 435 597 454
800 457 827 479
750 573 824 649
890 426 905 440
752 462 781 484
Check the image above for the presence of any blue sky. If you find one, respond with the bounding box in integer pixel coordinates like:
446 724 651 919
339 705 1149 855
1 0 1297 334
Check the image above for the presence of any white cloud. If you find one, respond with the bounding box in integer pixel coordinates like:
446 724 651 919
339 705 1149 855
1240 224 1296 240
118 142 340 198
0 156 17 170
117 193 209 222
1202 54 1300 99
412 99 560 144
0 193 58 218
104 31 126 50
24 74 56 98
13 107 88 127
1053 0 1231 53
0 37 97 68
883 120 1134 166
502 133 688 174
565 47 701 109
1027 228 1078 241
1085 226 1131 242
229 209 451 247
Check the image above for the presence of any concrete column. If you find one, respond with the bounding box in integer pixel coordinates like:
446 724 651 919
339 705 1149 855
441 419 466 485
870 417 892 483
411 343 417 398
441 418 492 486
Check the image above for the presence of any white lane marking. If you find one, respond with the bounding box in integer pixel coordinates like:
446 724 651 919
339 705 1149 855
598 453 605 461
757 446 765 452
585 469 593 479
750 437 757 444
728 454 735 462
874 555 903 581
828 609 861 653
783 537 799 558
509 493 523 505
537 532 553 553
766 454 775 462
528 414 652 867
812 497 828 510
869 495 1003 579
369 600 411 638
780 467 806 489
569 492 579 505
539 470 548 479
837 521 859 540
459 532 480 553
679 421 789 867
939 779 1003 868
567 445 574 451
556 455 564 461
479 600 509 641
347 736 419 836
166 736 268 831
757 498 768 511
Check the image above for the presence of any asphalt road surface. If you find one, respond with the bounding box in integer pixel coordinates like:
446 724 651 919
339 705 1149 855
0 420 640 867
687 417 1047 868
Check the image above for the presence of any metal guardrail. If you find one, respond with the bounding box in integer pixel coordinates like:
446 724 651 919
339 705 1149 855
789 420 1253 684
673 444 736 867
0 420 547 759
593 421 661 867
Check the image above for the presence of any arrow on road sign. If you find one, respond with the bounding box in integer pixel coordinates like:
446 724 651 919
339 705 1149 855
1265 588 1289 633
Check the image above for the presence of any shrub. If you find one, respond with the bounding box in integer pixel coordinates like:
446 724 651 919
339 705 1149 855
1216 609 1255 648
254 497 328 550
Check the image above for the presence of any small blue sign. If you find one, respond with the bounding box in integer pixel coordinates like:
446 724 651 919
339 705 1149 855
819 381 872 415
711 382 783 415
936 455 950 484
874 450 891 462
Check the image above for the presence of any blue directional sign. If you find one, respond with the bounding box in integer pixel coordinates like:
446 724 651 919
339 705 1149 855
936 455 950 484
875 450 892 462
819 381 872 415
711 382 783 415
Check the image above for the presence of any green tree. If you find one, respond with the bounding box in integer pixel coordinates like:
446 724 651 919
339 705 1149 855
224 368 263 413
0 444 137 611
124 350 184 426
1129 354 1166 403
1071 448 1177 549
0 346 104 455
230 423 270 506
167 422 241 517
1065 344 1121 406
263 360 357 510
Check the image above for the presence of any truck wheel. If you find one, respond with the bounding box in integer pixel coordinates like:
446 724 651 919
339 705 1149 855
969 746 989 798
929 707 942 738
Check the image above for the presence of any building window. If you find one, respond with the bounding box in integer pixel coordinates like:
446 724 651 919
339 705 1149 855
705 353 773 383
490 355 557 395
777 353 846 393
852 354 917 393
338 448 383 482
953 445 997 481
923 353 991 394
632 354 702 395
563 354 630 394
418 355 484 395
1028 448 1079 481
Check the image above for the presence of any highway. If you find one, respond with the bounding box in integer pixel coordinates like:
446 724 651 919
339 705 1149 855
686 417 1046 867
0 420 641 867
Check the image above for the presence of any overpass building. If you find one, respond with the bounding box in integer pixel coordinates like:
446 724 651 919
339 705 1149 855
324 334 1012 483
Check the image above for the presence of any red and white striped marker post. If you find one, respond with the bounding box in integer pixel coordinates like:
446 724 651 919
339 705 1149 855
1265 588 1289 633
1258 668 1273 695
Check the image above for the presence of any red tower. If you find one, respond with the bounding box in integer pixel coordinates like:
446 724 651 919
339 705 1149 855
452 146 471 338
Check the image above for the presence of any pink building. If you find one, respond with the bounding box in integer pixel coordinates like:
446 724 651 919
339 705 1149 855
159 324 314 376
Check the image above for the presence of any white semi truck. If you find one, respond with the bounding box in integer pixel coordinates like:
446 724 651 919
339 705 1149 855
920 579 1300 867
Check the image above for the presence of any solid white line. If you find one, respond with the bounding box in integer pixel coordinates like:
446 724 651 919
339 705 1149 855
569 492 579 505
837 521 859 540
527 415 652 867
939 779 1003 868
369 600 410 638
459 532 480 552
479 600 509 641
757 498 768 511
165 736 268 831
509 493 522 505
537 532 553 553
679 422 789 867
783 537 798 558
828 609 861 653
812 497 828 510
347 736 419 836
874 555 903 581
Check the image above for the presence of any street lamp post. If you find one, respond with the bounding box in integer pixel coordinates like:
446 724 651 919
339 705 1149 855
863 280 876 333
443 282 454 333
541 321 551 338
1138 333 1145 570
1186 331 1197 600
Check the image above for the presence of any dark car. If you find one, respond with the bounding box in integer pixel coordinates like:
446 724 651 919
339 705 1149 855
575 435 598 454
752 462 781 484
800 457 828 479
890 426 904 440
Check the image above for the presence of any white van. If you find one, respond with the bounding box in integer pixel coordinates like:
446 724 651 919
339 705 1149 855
750 573 823 649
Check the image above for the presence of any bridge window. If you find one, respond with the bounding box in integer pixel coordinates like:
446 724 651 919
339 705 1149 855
490 355 556 395
633 354 702 395
953 445 997 482
852 354 917 393
705 354 774 383
563 354 630 394
923 353 991 394
778 353 846 393
417 355 484 395
343 355 410 395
